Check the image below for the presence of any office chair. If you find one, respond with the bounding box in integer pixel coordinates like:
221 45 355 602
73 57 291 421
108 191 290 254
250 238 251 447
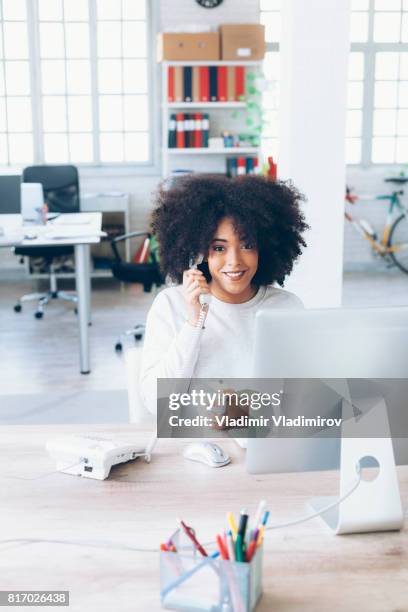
13 165 79 319
110 231 164 352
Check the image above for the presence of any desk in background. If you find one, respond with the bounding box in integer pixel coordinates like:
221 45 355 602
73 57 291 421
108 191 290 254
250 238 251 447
0 213 102 374
0 188 130 278
0 424 406 612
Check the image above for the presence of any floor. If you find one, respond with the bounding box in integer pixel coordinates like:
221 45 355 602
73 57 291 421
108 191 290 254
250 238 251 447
0 275 152 397
0 269 406 413
342 268 408 308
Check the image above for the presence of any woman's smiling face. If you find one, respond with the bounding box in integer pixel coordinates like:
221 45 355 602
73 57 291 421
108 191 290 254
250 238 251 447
207 217 259 304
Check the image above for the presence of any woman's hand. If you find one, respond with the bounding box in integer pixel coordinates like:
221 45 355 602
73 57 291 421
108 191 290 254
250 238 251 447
182 268 211 326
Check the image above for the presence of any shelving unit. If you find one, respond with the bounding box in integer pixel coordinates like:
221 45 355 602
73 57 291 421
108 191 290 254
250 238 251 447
167 102 246 109
161 60 263 178
165 147 259 155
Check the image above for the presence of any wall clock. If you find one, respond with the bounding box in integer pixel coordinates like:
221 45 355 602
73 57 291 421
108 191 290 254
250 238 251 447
196 0 224 8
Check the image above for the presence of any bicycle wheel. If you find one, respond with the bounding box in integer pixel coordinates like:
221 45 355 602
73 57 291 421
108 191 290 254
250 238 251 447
389 213 408 274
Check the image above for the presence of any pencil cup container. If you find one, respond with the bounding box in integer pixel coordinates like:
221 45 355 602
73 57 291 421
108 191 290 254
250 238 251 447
160 533 263 612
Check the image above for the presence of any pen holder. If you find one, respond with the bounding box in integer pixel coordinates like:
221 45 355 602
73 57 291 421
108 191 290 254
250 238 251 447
160 532 263 612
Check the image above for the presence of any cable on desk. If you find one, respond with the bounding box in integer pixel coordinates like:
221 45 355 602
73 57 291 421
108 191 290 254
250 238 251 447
201 470 363 546
265 469 362 530
0 538 157 553
4 460 85 481
0 469 365 553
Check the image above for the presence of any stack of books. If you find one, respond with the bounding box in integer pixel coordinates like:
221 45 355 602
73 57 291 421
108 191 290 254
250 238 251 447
226 157 259 176
168 66 246 103
168 113 209 148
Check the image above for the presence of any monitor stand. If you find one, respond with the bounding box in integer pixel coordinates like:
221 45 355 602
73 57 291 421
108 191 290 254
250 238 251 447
309 396 404 534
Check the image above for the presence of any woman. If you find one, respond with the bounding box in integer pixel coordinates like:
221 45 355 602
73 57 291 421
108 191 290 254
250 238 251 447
140 174 308 416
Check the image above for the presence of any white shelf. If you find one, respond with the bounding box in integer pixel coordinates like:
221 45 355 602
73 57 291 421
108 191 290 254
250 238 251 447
167 102 246 109
165 147 259 155
162 60 263 67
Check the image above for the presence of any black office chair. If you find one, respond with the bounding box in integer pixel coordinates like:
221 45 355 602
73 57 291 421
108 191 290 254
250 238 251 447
110 231 164 351
14 165 80 319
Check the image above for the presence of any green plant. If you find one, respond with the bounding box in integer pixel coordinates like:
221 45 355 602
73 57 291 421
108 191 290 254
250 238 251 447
231 68 267 147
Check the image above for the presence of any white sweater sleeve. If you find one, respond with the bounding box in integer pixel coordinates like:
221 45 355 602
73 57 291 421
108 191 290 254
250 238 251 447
139 290 203 415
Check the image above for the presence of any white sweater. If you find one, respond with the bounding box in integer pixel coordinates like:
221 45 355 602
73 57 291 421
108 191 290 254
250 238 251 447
140 285 302 415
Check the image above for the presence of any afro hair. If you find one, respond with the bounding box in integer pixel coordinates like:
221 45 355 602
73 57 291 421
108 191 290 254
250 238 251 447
151 174 308 287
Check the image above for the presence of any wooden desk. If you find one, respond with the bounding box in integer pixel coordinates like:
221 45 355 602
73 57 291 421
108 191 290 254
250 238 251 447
0 425 407 612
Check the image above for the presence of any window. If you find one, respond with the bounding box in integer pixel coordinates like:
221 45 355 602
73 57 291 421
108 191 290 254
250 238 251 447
0 0 152 167
0 0 33 165
372 51 408 163
350 0 408 164
260 0 408 166
346 51 365 164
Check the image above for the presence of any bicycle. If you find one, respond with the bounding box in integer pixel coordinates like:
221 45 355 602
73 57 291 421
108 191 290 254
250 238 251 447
345 177 408 274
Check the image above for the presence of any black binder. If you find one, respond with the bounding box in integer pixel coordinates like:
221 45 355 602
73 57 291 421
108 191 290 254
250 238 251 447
183 66 192 102
209 66 218 102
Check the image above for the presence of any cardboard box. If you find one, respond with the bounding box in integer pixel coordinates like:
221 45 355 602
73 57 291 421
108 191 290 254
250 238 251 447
158 32 220 61
220 24 265 61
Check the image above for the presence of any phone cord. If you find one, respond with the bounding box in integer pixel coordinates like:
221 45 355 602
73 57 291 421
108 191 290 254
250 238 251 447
196 302 209 329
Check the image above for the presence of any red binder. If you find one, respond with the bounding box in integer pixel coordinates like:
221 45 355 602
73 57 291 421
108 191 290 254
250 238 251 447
217 66 227 102
176 113 185 148
235 66 245 101
199 66 209 102
237 157 246 175
168 66 175 102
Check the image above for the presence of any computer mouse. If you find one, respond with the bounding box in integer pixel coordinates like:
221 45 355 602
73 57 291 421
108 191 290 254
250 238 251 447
183 441 231 468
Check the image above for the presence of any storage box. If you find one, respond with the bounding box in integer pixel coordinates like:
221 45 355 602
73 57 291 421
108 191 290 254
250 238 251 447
158 33 220 61
220 24 265 61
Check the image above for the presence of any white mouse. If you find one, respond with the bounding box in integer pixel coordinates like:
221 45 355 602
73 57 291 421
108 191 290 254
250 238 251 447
183 441 231 468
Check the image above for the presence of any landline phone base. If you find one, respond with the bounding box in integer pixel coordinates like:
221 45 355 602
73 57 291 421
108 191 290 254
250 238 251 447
46 433 156 480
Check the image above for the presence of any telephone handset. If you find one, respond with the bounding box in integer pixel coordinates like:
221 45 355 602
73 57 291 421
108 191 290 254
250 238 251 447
189 254 211 327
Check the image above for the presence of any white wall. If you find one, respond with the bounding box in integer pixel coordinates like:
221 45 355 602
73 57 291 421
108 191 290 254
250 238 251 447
159 0 259 29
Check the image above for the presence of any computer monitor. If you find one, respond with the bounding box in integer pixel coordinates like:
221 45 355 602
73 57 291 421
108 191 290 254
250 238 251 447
0 175 21 214
246 306 408 474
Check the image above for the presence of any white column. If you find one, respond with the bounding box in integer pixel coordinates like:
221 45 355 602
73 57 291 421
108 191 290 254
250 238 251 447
278 0 351 308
